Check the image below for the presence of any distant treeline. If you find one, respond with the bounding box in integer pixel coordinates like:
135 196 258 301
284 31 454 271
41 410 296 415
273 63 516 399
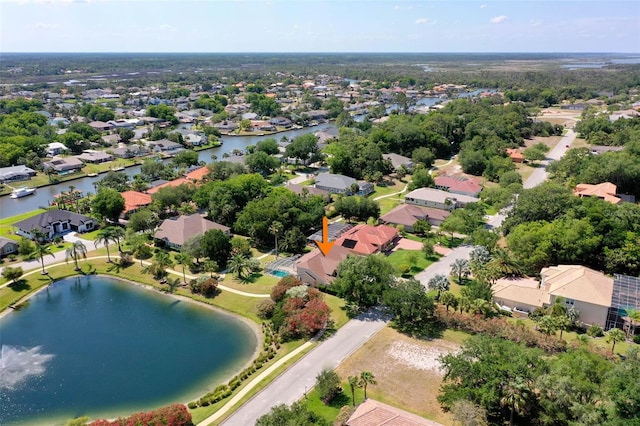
1 53 639 98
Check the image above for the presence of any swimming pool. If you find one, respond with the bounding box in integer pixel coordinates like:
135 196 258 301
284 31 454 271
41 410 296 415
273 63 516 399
269 269 290 277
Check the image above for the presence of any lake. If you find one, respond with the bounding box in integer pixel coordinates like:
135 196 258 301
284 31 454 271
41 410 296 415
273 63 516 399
0 276 258 425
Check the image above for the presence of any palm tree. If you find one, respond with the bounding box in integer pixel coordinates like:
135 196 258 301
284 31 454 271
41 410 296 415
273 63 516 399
488 248 522 277
34 242 55 274
348 375 360 406
174 251 192 284
427 274 450 300
153 251 174 279
95 227 116 263
359 371 377 400
440 291 458 312
203 259 219 278
269 221 283 258
228 254 250 281
500 378 529 426
623 308 640 338
65 241 87 271
450 258 471 283
605 328 626 354
555 315 572 339
111 226 125 252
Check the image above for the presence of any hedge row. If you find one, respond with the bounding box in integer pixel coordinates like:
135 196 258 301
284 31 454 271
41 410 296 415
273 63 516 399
188 323 280 409
436 308 567 353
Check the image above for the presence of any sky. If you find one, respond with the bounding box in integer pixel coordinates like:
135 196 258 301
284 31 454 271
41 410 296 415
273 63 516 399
1 0 639 53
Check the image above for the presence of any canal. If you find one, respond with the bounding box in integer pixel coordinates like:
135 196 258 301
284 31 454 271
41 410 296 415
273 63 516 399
0 123 336 217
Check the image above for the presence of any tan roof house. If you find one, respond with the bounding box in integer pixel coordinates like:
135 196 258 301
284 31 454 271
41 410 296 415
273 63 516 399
154 214 230 249
379 204 450 230
493 265 614 328
347 399 443 426
405 188 478 211
573 182 622 205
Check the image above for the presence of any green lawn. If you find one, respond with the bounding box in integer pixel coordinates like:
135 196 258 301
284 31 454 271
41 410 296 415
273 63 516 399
378 197 403 215
386 249 436 277
219 272 280 295
305 386 354 423
0 209 46 240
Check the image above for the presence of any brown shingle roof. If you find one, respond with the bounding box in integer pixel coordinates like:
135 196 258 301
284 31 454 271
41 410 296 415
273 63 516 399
380 204 449 228
154 214 229 247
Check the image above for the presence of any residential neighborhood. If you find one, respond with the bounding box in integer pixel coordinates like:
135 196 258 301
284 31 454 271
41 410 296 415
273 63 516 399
1 51 640 426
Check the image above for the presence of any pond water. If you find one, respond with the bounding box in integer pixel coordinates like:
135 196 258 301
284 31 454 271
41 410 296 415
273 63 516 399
0 276 257 425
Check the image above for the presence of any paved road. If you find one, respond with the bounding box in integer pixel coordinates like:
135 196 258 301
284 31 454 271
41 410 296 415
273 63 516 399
523 129 576 189
0 232 98 276
219 309 389 426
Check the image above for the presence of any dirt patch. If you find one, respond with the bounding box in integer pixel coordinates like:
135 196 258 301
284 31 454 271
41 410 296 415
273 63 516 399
335 326 459 425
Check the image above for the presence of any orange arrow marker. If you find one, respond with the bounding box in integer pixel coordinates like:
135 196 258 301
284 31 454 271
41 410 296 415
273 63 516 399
315 216 335 256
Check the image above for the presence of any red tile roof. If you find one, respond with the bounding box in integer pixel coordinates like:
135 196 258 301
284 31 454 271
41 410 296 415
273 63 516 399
573 182 621 204
434 175 482 196
146 177 193 194
335 224 398 255
185 166 209 182
120 190 152 213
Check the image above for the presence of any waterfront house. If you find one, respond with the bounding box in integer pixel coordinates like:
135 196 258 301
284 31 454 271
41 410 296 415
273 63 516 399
76 150 114 164
0 165 37 183
295 245 353 286
46 142 69 157
43 157 84 175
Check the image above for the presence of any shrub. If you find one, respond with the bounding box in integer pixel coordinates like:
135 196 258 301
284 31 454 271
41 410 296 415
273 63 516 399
633 335 640 344
200 277 219 297
88 404 192 426
271 276 304 302
315 368 342 405
256 299 276 319
187 402 197 409
587 324 604 337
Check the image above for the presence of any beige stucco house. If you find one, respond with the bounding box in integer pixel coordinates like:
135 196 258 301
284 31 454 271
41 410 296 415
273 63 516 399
493 265 614 328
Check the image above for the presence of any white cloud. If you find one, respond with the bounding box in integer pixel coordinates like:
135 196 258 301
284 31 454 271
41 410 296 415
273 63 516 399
159 24 175 32
530 19 542 27
490 15 507 24
480 4 487 9
415 18 429 25
32 22 59 29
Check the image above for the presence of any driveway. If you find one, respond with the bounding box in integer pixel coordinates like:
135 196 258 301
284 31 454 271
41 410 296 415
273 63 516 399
415 245 475 285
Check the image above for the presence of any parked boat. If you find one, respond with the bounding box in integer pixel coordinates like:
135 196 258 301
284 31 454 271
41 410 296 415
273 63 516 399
10 187 36 199
87 173 98 177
